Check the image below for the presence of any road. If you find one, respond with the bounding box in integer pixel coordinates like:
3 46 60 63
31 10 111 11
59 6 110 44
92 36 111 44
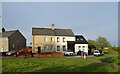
1 55 115 59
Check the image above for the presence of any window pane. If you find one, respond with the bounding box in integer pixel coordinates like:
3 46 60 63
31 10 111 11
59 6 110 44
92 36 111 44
51 37 52 42
63 37 65 42
57 37 59 42
63 46 66 51
44 37 47 42
83 46 85 48
57 46 60 51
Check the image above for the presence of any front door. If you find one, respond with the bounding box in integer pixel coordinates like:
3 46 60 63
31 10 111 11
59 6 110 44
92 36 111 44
38 47 41 53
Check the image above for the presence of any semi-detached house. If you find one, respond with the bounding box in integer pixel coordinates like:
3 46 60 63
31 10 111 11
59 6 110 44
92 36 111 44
32 24 75 53
32 24 88 54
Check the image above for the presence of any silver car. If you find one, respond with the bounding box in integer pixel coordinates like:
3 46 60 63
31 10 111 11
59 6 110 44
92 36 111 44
6 50 16 56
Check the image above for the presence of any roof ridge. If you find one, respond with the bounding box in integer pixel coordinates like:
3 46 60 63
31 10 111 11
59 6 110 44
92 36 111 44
4 30 18 32
32 27 72 30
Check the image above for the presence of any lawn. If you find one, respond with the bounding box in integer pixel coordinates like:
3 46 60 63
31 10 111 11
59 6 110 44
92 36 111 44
91 56 119 65
95 48 119 65
2 58 118 72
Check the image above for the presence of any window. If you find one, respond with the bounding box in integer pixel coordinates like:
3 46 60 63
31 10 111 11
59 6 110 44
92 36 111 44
80 38 83 40
83 46 85 48
44 46 48 50
44 37 47 42
51 37 53 42
57 46 60 51
63 37 65 42
63 46 66 51
79 46 81 48
50 45 54 50
57 37 59 42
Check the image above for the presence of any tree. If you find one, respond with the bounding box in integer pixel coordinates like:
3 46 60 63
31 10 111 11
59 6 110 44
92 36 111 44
88 40 97 55
88 40 96 49
96 36 111 49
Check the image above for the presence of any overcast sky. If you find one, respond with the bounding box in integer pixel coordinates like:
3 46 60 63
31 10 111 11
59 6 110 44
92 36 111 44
2 2 118 46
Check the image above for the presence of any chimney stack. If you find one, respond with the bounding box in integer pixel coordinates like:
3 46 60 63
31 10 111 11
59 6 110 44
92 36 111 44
0 28 5 33
52 24 55 30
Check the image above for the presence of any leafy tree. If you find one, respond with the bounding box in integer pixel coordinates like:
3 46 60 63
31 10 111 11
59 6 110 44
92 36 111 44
88 40 96 49
88 40 97 55
96 36 111 49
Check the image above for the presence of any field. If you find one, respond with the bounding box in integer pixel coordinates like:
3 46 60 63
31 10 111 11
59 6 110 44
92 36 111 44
2 58 118 72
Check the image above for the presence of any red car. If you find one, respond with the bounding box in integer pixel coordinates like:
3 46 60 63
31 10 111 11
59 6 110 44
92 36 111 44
14 49 32 55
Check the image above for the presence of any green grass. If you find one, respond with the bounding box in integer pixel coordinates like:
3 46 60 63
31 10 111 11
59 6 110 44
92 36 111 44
92 56 119 65
92 48 119 65
2 58 118 72
103 49 118 57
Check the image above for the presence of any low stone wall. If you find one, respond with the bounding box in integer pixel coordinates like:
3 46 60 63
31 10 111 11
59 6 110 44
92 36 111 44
17 53 64 57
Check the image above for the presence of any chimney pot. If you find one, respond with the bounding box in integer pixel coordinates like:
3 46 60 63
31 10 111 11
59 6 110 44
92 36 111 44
52 24 55 30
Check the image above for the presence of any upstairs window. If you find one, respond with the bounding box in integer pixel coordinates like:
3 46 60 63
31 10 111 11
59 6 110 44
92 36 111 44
51 37 53 42
83 46 85 48
57 37 59 42
79 46 81 48
63 37 65 42
44 37 47 42
77 38 79 41
80 38 83 40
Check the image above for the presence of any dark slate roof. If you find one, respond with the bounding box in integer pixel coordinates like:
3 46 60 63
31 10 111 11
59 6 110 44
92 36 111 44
67 35 88 44
1 30 18 37
75 35 88 44
32 28 55 36
67 41 88 44
32 28 74 36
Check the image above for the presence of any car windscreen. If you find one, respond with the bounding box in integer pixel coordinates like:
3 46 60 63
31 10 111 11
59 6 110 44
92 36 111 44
94 51 99 53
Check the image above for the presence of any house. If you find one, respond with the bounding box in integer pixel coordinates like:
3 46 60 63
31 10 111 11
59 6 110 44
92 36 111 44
32 24 75 53
67 35 88 55
0 28 26 53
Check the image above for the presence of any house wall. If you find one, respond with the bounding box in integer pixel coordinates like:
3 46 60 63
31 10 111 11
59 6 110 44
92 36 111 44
32 35 56 53
55 36 75 52
9 31 26 51
0 37 9 52
75 44 88 54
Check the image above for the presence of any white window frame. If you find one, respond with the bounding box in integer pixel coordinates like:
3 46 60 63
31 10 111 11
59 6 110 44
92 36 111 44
57 37 59 42
44 37 48 42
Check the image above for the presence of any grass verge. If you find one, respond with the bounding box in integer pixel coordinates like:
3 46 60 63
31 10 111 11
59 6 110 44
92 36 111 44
2 58 118 72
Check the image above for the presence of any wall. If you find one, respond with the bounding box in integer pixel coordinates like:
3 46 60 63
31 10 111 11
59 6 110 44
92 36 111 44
55 36 75 52
75 44 88 54
0 37 8 52
32 35 56 53
9 31 26 51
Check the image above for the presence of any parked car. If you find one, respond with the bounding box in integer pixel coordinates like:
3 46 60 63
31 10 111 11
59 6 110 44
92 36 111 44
6 50 16 56
93 50 100 56
14 49 32 55
14 50 24 55
64 50 74 56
